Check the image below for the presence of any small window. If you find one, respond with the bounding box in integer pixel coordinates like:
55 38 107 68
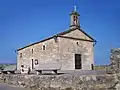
20 53 22 58
74 16 77 21
43 45 46 50
35 59 38 65
76 42 79 45
74 16 76 20
21 65 24 68
32 49 34 54
76 16 78 20
22 69 24 72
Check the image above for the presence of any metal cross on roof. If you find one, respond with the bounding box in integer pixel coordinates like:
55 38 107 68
74 6 76 12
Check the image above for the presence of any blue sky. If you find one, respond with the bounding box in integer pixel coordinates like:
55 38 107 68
0 0 120 65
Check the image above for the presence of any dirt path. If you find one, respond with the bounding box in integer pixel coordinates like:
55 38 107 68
0 83 30 90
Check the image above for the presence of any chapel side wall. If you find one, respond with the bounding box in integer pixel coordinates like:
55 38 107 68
58 37 94 70
17 47 35 71
17 38 59 71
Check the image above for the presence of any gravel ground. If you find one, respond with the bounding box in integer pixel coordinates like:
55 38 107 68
0 83 30 90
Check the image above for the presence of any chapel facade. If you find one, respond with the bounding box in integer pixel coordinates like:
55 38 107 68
17 8 96 72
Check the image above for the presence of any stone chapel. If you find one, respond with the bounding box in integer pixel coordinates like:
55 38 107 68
17 8 96 72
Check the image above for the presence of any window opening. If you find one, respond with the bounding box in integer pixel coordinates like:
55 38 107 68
43 45 46 50
20 53 22 58
35 59 38 65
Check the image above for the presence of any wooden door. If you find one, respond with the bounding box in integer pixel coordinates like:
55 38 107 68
75 54 82 69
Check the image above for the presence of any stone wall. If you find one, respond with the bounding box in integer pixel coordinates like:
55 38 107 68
110 48 120 74
59 36 93 70
17 38 59 72
17 29 94 71
0 73 119 90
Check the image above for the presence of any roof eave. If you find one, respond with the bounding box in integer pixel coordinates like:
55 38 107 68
17 36 55 51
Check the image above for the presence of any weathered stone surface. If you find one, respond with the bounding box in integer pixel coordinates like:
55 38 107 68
110 48 120 74
17 28 94 72
0 73 117 90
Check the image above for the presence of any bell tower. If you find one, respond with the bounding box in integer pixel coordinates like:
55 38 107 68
70 6 80 29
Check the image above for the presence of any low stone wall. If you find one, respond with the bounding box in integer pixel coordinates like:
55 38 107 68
0 73 119 90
